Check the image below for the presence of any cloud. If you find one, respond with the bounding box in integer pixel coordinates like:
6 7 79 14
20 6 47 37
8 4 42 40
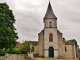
0 0 80 45
52 0 80 45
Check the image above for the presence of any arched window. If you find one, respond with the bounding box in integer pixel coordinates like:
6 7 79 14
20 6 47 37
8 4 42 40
49 33 53 42
50 22 52 28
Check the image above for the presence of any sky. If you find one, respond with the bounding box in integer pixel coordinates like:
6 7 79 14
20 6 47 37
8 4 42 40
0 0 80 45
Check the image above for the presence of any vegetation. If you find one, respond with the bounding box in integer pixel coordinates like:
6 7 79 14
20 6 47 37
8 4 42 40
0 49 6 56
67 39 79 49
31 46 34 52
78 56 80 60
0 3 32 55
63 38 79 49
19 41 30 53
0 3 18 50
0 41 34 55
7 41 31 54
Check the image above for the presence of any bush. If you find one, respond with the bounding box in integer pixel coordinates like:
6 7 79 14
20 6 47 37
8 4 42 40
0 41 31 55
7 48 21 54
0 49 6 56
7 41 30 54
19 41 30 54
11 48 21 54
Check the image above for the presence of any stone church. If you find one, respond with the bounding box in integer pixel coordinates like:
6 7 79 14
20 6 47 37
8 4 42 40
30 1 76 58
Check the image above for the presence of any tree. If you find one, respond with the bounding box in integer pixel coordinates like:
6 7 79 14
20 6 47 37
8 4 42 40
67 39 79 49
0 3 18 50
19 41 30 53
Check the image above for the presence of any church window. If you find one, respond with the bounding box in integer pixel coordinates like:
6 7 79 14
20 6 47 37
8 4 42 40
50 22 52 28
65 47 67 52
49 33 53 42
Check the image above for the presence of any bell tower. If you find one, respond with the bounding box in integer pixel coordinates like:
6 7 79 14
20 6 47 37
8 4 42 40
44 1 57 28
43 1 58 58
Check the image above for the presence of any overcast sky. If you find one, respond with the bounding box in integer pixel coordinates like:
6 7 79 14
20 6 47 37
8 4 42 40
0 0 80 45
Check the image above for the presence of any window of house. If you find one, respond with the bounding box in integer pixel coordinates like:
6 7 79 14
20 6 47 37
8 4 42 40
49 33 53 42
65 47 67 52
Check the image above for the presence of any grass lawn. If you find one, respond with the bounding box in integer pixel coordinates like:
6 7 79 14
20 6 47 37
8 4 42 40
20 59 26 60
36 58 78 60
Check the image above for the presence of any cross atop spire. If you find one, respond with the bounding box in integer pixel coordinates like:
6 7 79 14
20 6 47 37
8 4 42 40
44 1 57 19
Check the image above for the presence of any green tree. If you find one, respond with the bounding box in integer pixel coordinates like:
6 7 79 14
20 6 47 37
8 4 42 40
20 41 30 53
0 3 18 50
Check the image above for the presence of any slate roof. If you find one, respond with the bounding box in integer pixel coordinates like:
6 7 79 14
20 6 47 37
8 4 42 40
44 1 57 19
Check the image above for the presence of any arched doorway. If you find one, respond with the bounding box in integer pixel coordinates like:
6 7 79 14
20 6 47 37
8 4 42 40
49 46 54 57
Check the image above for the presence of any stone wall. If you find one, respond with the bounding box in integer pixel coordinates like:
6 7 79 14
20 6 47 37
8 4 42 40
65 45 73 58
65 43 76 59
76 49 80 57
0 53 35 60
16 42 22 48
58 30 65 58
5 53 26 60
33 45 39 54
38 30 44 57
0 56 5 60
44 19 57 28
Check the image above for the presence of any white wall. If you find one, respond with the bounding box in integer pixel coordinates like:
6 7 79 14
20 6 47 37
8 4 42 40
44 49 48 57
44 18 58 58
54 50 58 58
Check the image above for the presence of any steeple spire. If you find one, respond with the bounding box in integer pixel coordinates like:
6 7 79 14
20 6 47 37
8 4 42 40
49 0 50 3
44 1 57 19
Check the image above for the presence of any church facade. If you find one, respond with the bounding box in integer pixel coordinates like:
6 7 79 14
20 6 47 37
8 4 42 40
32 1 76 58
